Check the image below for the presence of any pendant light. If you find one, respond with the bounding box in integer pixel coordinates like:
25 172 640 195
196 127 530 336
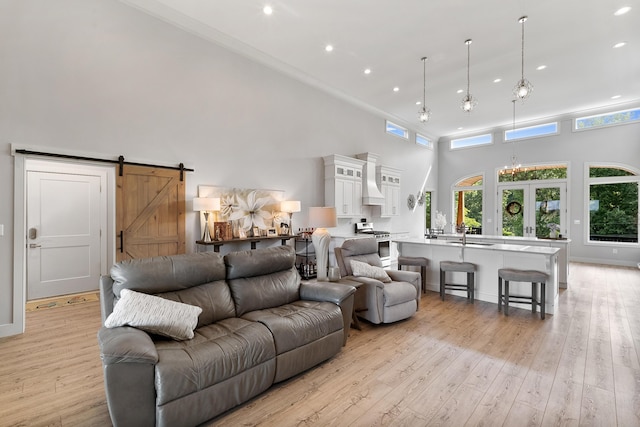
418 57 431 122
513 16 533 101
501 100 523 177
461 39 477 112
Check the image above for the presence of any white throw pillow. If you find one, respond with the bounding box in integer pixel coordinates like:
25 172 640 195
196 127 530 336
105 289 202 341
350 260 392 283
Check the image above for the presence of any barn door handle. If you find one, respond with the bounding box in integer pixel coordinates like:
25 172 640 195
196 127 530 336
119 231 123 253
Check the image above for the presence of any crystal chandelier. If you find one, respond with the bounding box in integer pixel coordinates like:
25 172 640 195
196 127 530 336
461 39 477 112
513 16 533 101
418 57 431 122
501 100 523 177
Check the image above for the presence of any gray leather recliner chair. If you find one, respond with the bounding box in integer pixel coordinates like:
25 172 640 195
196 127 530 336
334 237 421 324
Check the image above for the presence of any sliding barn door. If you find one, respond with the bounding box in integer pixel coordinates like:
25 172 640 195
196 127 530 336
116 165 185 261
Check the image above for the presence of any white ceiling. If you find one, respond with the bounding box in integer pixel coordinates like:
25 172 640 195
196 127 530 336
124 0 640 140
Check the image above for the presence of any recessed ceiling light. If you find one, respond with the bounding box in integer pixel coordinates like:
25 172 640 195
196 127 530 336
613 42 626 48
325 44 334 52
456 89 464 94
493 78 502 83
614 6 631 16
364 68 371 75
416 101 422 105
393 87 400 92
536 65 547 70
263 5 273 15
458 127 464 130
611 95 622 99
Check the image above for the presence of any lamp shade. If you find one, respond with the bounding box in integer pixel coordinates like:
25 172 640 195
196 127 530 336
193 197 220 212
308 207 337 228
281 200 301 213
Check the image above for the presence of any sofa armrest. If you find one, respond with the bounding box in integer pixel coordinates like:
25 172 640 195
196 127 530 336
300 282 356 346
98 327 158 427
386 269 420 284
300 281 356 304
98 326 159 365
100 275 115 325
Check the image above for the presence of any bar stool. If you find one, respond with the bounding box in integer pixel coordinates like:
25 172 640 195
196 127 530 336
397 256 429 293
439 261 476 302
498 268 547 319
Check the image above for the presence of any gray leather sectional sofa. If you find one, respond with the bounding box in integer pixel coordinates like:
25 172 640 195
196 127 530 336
98 245 356 427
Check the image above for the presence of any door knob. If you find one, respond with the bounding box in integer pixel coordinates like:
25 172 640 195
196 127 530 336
29 243 41 248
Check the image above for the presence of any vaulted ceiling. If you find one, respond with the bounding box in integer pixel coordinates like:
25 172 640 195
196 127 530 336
123 0 640 140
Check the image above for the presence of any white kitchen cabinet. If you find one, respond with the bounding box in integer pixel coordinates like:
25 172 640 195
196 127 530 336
324 155 365 218
376 165 401 217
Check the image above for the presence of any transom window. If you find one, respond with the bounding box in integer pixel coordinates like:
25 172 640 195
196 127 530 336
386 120 409 139
575 107 640 131
450 134 492 150
416 133 433 149
498 164 567 183
505 122 558 141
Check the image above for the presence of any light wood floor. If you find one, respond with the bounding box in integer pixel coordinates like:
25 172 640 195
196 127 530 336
1 263 638 426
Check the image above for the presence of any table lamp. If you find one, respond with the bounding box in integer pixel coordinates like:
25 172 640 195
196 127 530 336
193 197 220 242
280 200 301 235
308 207 337 281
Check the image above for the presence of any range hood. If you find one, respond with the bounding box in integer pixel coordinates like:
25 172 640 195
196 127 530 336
356 152 385 206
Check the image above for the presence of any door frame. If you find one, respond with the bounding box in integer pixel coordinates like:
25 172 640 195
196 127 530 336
8 154 115 336
497 180 567 238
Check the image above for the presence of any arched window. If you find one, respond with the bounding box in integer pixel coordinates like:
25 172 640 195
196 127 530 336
452 174 483 234
587 164 639 244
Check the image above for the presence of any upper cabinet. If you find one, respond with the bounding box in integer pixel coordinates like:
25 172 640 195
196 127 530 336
376 165 402 217
324 155 365 218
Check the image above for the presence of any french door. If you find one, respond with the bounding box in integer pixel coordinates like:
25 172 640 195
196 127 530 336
498 182 566 238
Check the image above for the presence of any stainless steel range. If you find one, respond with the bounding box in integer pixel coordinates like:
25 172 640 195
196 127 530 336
355 222 391 267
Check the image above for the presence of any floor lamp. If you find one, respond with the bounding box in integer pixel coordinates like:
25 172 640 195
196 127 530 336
308 207 337 281
280 200 301 235
193 197 220 242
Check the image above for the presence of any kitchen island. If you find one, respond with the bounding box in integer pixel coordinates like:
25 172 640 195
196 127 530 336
395 237 560 315
434 234 570 286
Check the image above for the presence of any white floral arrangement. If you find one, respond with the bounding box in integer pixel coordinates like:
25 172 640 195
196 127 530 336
547 223 561 238
433 211 447 230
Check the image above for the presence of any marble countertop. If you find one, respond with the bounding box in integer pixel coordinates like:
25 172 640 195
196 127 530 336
434 233 571 244
394 236 561 256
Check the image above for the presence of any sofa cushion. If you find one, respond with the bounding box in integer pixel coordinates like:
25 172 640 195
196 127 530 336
154 318 276 406
111 252 226 296
242 301 343 354
350 260 392 283
225 246 301 316
336 238 383 277
105 289 202 341
158 281 236 328
225 246 296 280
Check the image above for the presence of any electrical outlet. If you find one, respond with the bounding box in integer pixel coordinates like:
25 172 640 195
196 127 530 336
574 219 581 225
0 224 3 236
613 248 618 254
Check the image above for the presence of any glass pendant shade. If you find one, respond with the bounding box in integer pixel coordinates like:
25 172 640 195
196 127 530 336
418 57 431 122
461 39 477 112
419 106 431 123
514 16 533 101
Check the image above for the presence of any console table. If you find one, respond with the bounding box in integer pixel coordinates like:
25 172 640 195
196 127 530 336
196 235 296 252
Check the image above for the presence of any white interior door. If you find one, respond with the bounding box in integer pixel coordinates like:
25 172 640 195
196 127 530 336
27 170 103 300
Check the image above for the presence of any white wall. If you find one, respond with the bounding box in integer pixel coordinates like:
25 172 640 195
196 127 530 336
0 0 434 330
438 114 640 266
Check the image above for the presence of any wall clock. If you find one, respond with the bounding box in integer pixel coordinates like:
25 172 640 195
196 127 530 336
407 194 416 209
